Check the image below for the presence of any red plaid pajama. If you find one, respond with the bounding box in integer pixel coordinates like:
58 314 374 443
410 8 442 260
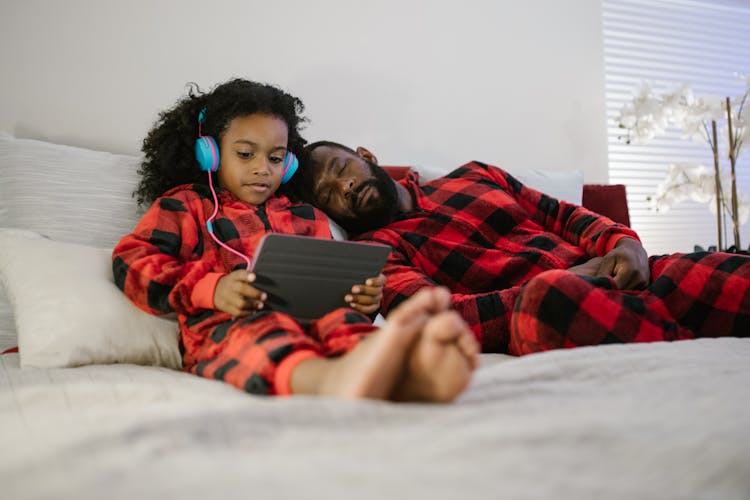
183 307 375 395
356 163 748 354
113 184 375 395
510 251 750 354
357 162 640 353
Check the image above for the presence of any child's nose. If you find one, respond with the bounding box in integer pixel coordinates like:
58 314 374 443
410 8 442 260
252 159 272 176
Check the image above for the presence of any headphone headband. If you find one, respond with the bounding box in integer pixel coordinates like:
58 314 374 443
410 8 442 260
194 108 298 182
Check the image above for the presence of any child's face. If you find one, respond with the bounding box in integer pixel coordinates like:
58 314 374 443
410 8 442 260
217 113 289 205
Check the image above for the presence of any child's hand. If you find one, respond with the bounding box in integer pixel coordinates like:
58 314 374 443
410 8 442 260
213 270 267 317
345 273 385 315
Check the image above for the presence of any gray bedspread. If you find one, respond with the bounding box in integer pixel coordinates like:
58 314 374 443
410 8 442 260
2 338 749 500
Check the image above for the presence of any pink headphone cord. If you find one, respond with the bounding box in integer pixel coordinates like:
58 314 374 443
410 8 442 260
205 171 252 270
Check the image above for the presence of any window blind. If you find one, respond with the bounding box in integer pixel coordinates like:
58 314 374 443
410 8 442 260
602 0 750 254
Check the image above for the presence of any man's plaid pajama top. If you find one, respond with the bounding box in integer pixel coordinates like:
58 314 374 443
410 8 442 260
356 162 750 353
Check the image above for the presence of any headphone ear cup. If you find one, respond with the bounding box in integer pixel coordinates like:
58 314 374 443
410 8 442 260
195 136 220 172
280 152 299 184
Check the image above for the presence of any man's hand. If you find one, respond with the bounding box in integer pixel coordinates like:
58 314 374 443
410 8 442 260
567 257 604 276
345 273 385 315
213 270 267 317
595 238 649 290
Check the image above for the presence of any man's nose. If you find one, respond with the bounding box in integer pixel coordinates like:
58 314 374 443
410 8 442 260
338 177 355 197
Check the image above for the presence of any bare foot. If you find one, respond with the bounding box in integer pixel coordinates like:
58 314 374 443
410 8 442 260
394 309 480 403
291 287 449 399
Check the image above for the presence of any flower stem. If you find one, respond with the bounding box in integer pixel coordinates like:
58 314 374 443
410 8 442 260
726 97 741 249
711 120 723 252
734 88 748 157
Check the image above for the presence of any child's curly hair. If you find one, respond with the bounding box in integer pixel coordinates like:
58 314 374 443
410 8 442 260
135 78 307 206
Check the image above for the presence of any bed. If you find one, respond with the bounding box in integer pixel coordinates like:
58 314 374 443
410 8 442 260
1 133 748 500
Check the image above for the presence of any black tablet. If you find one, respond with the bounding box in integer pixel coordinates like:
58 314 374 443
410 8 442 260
250 234 391 322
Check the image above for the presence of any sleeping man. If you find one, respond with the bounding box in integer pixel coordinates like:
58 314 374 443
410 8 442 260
289 141 750 354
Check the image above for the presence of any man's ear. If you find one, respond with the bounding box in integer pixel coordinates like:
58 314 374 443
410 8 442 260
356 147 378 165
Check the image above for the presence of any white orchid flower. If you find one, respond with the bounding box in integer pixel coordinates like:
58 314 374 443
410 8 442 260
623 77 749 249
617 82 670 144
650 164 713 211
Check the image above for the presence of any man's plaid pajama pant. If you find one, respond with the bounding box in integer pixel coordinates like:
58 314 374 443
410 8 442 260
510 252 750 354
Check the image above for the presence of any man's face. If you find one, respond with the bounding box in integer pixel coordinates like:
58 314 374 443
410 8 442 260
308 145 399 234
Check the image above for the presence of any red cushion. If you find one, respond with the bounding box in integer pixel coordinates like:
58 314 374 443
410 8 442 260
382 166 411 181
582 184 630 227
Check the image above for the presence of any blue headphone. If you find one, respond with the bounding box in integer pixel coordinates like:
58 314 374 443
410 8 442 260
194 108 299 184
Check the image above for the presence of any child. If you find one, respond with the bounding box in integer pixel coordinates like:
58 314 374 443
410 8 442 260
113 78 479 402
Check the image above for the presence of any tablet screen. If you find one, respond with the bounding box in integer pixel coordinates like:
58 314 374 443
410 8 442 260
250 234 391 322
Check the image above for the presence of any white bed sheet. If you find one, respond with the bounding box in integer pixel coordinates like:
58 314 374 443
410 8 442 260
2 338 749 500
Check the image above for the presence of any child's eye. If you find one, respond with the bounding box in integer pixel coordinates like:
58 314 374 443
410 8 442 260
269 155 284 164
237 151 254 159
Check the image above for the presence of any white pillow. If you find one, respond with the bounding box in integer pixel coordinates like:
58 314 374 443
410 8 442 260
414 164 584 205
0 229 182 369
512 168 584 206
0 133 145 351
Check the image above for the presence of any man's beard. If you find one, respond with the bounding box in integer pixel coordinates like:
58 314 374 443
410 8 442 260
335 160 399 235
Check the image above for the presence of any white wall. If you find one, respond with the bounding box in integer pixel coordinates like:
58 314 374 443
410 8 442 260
0 0 609 182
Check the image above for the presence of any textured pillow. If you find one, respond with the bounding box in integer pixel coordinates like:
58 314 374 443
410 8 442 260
0 133 144 248
0 133 145 351
0 229 182 369
0 286 14 352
